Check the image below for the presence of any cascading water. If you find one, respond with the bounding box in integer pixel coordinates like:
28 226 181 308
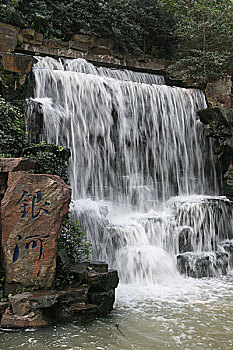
27 56 233 285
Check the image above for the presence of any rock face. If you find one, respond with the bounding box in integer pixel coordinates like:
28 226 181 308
198 107 233 198
1 172 71 294
177 252 229 278
1 52 33 75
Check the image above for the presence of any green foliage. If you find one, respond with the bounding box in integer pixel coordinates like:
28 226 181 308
0 96 25 157
163 0 233 83
0 0 176 58
23 143 70 183
59 218 92 263
0 96 69 182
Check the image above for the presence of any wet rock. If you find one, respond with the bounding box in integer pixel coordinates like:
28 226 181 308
70 41 90 52
89 289 115 315
10 291 61 316
1 172 71 294
88 270 119 292
177 252 229 278
1 310 47 328
9 293 32 316
178 228 194 253
72 303 98 322
58 288 88 307
61 265 88 287
72 34 95 46
89 261 108 273
35 33 43 43
220 241 233 267
43 288 88 323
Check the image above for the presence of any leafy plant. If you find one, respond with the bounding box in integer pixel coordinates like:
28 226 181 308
0 96 70 182
0 96 25 157
59 218 92 263
0 0 176 58
163 0 233 83
23 143 70 183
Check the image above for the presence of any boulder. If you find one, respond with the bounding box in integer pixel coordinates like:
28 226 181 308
1 172 71 294
89 289 115 315
9 290 61 316
42 288 89 323
88 269 119 292
177 252 229 278
1 310 47 328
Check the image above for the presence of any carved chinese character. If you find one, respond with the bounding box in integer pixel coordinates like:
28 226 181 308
16 190 50 219
13 233 51 263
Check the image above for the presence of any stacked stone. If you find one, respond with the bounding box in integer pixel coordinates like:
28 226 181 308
0 262 118 328
0 158 119 329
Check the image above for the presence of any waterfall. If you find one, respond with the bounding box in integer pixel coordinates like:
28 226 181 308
28 57 233 284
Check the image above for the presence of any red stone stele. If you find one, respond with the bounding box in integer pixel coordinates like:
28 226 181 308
1 172 71 294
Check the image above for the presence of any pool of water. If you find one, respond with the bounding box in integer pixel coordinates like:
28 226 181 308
1 274 233 350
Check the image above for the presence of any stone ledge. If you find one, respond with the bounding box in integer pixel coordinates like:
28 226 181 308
0 52 34 74
0 158 34 173
1 310 47 328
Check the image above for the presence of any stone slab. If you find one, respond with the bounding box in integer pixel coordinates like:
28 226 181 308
88 269 119 292
0 158 34 173
1 311 47 328
10 290 61 316
1 172 71 293
1 53 33 74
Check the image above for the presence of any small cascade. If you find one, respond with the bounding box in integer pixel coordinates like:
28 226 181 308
27 56 233 284
72 196 233 282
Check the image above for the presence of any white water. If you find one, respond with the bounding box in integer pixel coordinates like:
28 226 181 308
28 56 232 285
